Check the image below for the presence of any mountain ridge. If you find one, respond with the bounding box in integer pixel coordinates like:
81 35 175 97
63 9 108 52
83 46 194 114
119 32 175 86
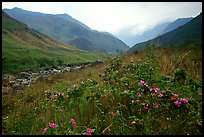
130 12 202 52
3 7 129 54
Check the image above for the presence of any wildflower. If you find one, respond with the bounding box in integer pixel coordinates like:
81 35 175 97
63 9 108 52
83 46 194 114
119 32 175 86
138 80 145 85
131 74 135 76
158 93 163 98
135 100 140 104
144 105 149 111
124 90 127 93
166 117 171 121
149 88 153 92
67 88 71 93
49 122 57 128
180 98 188 104
86 128 92 135
174 101 181 107
144 83 149 87
115 70 119 73
71 119 77 127
131 121 136 125
198 93 202 97
52 94 57 100
42 128 48 134
154 88 160 93
153 105 158 109
125 83 128 86
110 112 115 116
131 100 135 103
138 93 142 98
2 131 4 135
153 85 156 89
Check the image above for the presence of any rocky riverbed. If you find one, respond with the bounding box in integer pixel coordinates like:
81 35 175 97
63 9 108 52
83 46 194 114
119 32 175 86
2 61 103 93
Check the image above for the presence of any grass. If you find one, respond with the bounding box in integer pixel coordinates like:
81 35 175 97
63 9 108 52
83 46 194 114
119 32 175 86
2 42 202 135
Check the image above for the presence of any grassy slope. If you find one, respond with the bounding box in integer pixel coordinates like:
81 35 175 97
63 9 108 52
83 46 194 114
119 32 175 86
2 11 108 74
2 42 202 135
131 12 202 52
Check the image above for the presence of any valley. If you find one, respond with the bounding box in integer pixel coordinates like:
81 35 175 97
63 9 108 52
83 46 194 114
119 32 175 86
2 4 202 135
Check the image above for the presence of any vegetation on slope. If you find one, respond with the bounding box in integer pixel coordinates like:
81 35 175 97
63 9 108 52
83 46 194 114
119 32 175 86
2 42 202 135
2 11 108 74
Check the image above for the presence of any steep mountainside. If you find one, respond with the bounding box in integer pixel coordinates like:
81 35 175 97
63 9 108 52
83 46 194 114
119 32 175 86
4 7 129 54
161 17 193 35
2 11 107 74
69 37 107 53
130 12 202 52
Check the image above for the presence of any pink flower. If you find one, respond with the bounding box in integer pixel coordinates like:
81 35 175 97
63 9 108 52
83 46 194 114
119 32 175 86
135 100 140 104
86 128 92 135
138 80 145 85
131 100 135 103
110 112 115 116
2 131 4 135
144 83 148 87
154 88 160 93
138 93 142 98
153 105 158 109
115 70 119 73
125 83 128 86
180 98 188 104
52 94 57 100
174 101 181 107
198 93 202 97
73 84 78 89
158 93 163 98
149 88 153 92
153 85 156 89
49 122 57 128
124 90 127 93
144 105 149 111
42 128 48 134
71 119 77 127
67 88 71 92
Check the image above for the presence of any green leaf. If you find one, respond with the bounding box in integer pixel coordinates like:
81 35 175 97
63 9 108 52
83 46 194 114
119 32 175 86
129 116 136 119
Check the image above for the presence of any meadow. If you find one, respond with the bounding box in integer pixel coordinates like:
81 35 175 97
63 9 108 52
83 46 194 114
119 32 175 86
2 42 202 135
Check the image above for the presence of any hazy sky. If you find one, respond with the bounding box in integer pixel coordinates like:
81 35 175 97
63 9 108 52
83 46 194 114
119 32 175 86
2 2 202 46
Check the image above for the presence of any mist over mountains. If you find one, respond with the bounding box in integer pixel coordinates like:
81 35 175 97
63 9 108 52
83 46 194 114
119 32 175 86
130 12 202 52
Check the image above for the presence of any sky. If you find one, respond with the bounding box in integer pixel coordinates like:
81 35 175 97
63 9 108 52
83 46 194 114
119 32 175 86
2 2 202 47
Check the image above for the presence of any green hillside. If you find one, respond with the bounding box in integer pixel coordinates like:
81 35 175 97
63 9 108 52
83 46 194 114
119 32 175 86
69 37 107 53
130 12 202 52
2 11 108 74
3 8 130 54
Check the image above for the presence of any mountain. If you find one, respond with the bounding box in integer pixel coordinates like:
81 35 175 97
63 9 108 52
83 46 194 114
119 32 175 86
69 37 107 53
161 17 193 34
130 12 202 52
2 11 107 74
56 13 92 30
118 21 170 47
3 7 129 54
